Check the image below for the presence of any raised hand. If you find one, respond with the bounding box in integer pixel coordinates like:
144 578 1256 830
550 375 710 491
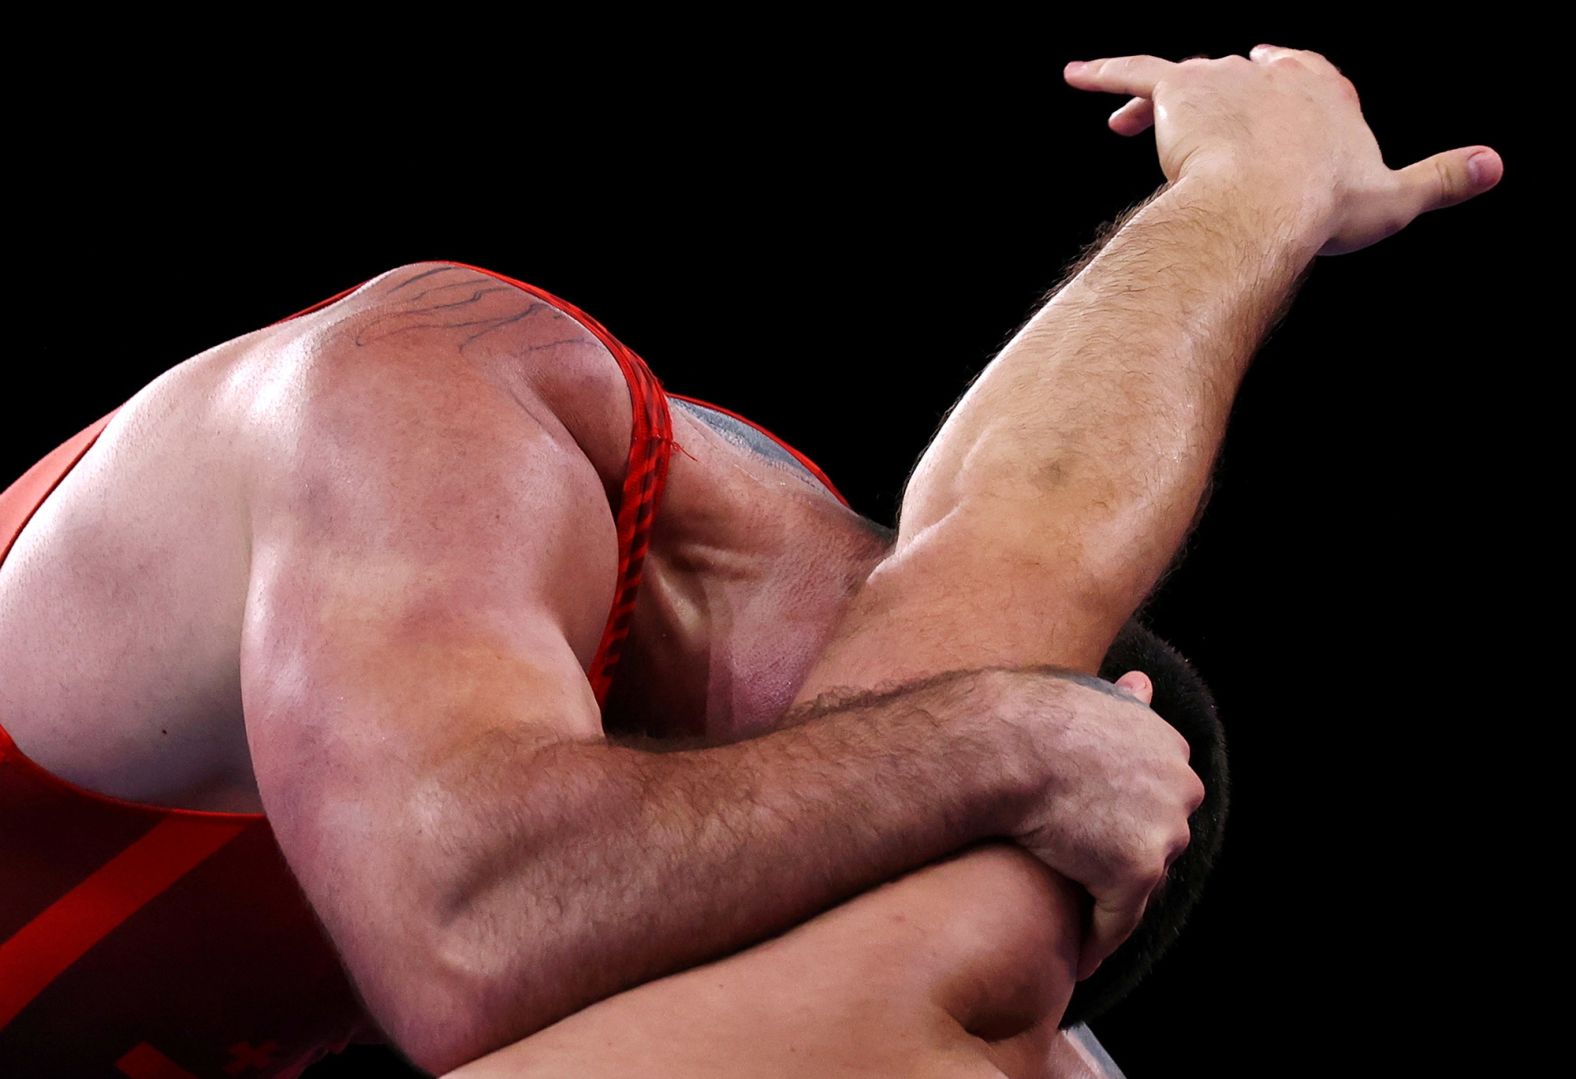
1063 44 1503 255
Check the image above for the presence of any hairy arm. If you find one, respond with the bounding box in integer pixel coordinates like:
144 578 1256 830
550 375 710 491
238 266 1035 1075
888 173 1323 673
758 170 1318 1004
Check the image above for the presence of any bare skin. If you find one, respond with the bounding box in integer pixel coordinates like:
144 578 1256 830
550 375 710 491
447 42 1505 1077
446 842 1095 1079
0 42 1499 1076
0 263 882 814
0 262 1118 1077
444 676 1152 1079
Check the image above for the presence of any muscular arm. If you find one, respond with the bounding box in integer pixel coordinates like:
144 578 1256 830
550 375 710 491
445 49 1479 1073
437 174 1305 1070
423 167 1316 1067
735 170 1324 1033
877 172 1324 676
240 265 1038 1075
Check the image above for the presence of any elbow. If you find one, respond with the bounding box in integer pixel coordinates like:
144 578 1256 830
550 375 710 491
380 994 496 1077
388 1012 509 1077
373 970 554 1075
335 763 605 1070
365 907 592 1071
355 932 496 1074
360 918 577 1075
371 965 497 1076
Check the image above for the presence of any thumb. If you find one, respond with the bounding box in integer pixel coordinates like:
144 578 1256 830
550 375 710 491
1394 145 1503 218
1115 670 1153 706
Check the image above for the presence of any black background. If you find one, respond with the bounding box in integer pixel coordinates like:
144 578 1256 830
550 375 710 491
8 25 1540 1078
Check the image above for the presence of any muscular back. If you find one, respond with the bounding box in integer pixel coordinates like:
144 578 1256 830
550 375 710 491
0 262 645 812
0 261 881 813
0 316 271 810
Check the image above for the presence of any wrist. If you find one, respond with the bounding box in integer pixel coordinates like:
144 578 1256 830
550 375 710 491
1174 165 1332 260
970 668 1064 837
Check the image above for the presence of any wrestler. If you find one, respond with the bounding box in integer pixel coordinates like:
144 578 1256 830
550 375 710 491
437 44 1504 1077
445 641 1222 1079
0 45 1499 1079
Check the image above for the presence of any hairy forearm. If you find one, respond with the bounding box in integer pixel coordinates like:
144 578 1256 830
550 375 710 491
898 173 1322 631
403 668 1018 1071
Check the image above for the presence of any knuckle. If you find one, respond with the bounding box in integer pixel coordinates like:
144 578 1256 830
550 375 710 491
1114 833 1151 873
1115 843 1161 887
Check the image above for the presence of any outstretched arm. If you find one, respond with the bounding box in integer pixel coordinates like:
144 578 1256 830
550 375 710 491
895 47 1500 673
241 264 1150 1075
789 44 1501 974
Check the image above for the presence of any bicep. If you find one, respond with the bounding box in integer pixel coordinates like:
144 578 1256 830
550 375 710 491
237 338 614 992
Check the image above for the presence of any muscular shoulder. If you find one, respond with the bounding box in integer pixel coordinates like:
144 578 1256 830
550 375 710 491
232 261 636 511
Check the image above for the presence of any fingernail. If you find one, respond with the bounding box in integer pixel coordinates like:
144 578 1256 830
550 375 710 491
1468 151 1495 185
1065 60 1086 74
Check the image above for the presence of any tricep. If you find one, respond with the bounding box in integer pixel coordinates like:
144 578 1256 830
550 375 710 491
236 322 616 1056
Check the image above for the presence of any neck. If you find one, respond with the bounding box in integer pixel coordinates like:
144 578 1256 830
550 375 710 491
600 409 889 744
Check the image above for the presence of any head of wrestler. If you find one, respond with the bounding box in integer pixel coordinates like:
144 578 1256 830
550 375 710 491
1057 617 1231 1029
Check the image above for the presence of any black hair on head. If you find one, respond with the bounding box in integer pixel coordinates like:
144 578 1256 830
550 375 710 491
1059 616 1232 1028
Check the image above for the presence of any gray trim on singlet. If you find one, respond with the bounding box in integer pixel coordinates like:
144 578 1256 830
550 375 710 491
1066 1023 1128 1078
668 396 822 485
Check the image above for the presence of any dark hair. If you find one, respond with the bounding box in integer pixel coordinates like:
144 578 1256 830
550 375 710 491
1058 616 1231 1029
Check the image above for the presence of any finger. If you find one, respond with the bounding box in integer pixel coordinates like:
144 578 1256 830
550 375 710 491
1081 894 1149 981
1105 49 1208 135
1114 669 1153 706
1064 54 1178 98
1108 96 1155 137
1394 145 1504 218
1249 43 1304 66
1251 43 1345 78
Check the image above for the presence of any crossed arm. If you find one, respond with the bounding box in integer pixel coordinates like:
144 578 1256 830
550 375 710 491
243 49 1498 1073
442 169 1325 1076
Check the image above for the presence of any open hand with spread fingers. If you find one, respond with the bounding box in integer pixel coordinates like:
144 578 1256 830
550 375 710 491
1063 45 1503 256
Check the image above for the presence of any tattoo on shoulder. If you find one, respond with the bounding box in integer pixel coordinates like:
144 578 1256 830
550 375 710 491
351 264 591 356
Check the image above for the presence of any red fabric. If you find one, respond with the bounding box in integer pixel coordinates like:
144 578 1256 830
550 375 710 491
0 261 844 1076
0 813 248 1029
